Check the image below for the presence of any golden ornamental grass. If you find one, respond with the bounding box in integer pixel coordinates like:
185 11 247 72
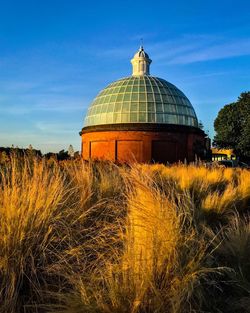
0 155 249 313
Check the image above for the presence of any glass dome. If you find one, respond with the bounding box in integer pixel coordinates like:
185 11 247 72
84 75 198 128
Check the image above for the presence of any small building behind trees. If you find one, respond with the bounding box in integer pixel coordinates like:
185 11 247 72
213 92 250 162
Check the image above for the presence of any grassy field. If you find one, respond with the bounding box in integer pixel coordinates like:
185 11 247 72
0 155 249 313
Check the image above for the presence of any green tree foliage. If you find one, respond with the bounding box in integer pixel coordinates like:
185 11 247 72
57 149 70 160
214 92 250 158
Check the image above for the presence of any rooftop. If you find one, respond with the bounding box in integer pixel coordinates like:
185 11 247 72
83 47 199 128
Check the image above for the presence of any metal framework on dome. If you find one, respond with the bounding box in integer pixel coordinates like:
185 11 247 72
80 46 207 164
83 47 199 129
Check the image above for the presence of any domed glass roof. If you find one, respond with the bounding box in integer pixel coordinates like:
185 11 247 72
84 76 198 128
83 47 198 128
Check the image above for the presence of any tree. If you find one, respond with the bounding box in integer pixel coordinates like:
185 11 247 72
213 92 250 158
57 150 69 161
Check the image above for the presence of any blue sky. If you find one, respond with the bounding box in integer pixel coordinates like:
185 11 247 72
0 0 250 153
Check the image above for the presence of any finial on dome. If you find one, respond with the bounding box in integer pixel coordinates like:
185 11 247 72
140 37 144 50
131 46 152 76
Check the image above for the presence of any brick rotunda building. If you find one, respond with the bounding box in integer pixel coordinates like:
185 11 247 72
80 46 208 163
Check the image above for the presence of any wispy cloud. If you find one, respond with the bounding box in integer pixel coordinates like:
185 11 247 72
34 97 87 112
169 38 250 64
35 121 78 134
95 34 217 60
149 34 220 61
0 92 89 115
97 34 250 65
184 71 233 80
0 101 86 115
0 81 40 92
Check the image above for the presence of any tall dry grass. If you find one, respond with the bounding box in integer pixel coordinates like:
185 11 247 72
0 155 249 312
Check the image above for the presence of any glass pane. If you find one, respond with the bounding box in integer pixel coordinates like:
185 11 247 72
152 86 159 93
171 89 178 96
106 103 114 113
180 97 186 105
122 102 129 112
161 94 168 102
189 108 194 115
147 93 154 101
139 112 146 122
146 84 153 93
99 97 104 104
116 94 124 101
139 102 146 111
124 93 131 101
121 113 129 122
114 103 122 112
184 106 189 114
130 102 138 111
131 93 138 101
130 113 138 122
163 104 169 112
125 86 132 92
156 114 164 123
159 87 165 94
106 113 113 123
110 95 116 102
113 113 121 123
156 103 163 112
155 94 161 101
151 80 157 86
163 87 169 94
181 115 185 124
104 96 110 103
95 115 101 124
139 93 146 101
169 105 176 113
101 104 107 113
148 113 156 122
100 113 107 123
168 115 177 124
147 102 155 112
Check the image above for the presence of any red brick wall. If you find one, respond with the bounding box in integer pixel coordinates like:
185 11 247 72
117 140 143 163
90 141 115 160
81 130 206 163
